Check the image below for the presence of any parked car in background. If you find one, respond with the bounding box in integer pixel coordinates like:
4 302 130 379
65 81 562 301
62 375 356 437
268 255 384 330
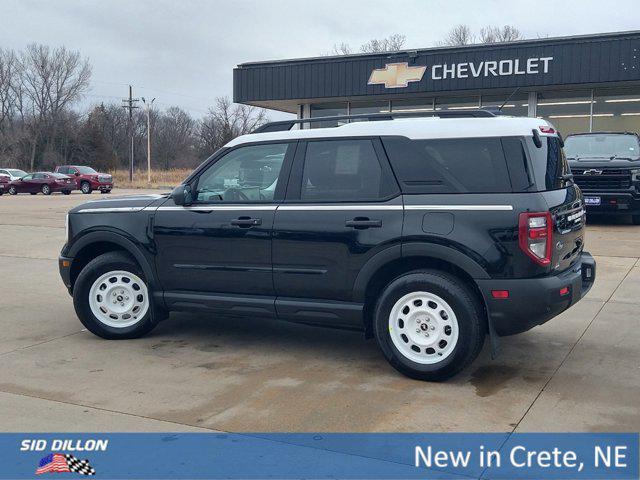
564 132 640 224
8 172 75 195
0 168 28 181
0 174 9 195
55 165 113 194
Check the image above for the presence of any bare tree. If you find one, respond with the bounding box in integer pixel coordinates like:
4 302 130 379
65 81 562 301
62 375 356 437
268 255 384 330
154 106 195 169
331 42 353 55
0 48 18 131
327 34 406 56
438 25 475 46
439 24 523 46
360 34 406 53
17 44 91 170
479 25 523 43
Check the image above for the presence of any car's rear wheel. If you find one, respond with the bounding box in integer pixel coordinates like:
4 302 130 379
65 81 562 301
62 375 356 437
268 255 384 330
41 184 51 195
8 186 17 195
373 270 485 381
73 251 159 339
81 181 92 194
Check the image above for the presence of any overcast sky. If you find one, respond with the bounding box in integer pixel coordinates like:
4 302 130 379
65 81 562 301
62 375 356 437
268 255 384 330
3 0 639 120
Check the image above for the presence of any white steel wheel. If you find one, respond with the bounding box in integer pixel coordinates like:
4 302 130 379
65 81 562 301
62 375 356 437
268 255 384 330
388 291 459 364
88 270 149 328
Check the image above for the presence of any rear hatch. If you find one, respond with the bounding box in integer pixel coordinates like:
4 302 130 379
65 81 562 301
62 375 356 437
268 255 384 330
527 133 586 272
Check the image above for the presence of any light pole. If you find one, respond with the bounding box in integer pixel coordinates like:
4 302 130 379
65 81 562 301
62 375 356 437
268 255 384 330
141 97 155 184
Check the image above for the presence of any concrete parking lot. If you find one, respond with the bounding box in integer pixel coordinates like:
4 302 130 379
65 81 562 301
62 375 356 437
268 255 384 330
0 190 638 433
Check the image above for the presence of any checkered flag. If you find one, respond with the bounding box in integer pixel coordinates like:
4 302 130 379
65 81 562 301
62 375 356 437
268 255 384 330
65 454 96 476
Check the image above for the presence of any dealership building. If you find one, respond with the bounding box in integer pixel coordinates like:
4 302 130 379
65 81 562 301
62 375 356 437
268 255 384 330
233 30 640 136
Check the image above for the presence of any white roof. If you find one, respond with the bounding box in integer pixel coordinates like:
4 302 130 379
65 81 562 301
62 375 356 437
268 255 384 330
226 115 557 148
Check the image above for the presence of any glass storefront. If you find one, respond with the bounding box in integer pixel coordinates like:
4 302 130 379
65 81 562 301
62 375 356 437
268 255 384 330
435 96 480 111
536 90 592 136
592 88 640 133
306 86 640 135
481 93 529 117
391 98 434 112
310 102 347 128
349 100 390 115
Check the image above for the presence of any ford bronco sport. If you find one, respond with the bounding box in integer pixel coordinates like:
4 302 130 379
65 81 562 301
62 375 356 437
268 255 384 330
564 132 640 224
59 110 596 381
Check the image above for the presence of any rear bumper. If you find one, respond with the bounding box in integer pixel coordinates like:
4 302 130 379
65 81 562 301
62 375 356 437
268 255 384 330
477 252 596 336
581 190 640 215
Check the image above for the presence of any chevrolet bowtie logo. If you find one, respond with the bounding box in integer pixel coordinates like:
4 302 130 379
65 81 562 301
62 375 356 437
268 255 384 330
368 62 427 88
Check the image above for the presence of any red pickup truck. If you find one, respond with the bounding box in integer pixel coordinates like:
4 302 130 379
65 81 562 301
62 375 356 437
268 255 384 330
55 165 113 194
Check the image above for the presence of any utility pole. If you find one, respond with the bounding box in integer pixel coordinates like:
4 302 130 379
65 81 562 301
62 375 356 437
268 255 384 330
122 85 139 182
141 97 155 184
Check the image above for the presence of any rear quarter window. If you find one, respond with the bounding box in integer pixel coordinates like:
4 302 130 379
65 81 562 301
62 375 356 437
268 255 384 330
525 136 570 191
381 136 513 194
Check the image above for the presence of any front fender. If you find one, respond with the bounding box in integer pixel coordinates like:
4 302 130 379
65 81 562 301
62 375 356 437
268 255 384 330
66 229 157 291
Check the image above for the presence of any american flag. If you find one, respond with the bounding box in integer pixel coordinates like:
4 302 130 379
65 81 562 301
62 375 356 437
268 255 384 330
36 454 70 475
36 453 96 476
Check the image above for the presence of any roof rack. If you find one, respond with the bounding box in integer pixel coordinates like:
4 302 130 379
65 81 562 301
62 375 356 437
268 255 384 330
253 108 500 133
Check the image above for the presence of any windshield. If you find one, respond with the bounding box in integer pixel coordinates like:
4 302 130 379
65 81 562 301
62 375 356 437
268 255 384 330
564 134 640 159
76 166 97 174
7 169 27 177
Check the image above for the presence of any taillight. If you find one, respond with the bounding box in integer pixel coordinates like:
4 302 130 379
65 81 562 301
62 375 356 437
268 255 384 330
519 212 553 266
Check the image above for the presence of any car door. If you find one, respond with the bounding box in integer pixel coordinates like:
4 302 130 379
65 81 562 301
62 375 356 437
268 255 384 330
154 141 296 314
32 173 47 192
271 137 403 326
17 174 34 192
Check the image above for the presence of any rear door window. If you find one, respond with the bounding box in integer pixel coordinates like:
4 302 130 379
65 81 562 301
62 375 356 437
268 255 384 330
298 139 398 201
381 136 512 193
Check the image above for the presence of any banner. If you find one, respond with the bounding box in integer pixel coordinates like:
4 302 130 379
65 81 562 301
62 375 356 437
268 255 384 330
5 433 638 479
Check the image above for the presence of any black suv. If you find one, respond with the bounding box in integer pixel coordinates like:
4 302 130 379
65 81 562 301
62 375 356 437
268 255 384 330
564 132 640 224
59 111 596 381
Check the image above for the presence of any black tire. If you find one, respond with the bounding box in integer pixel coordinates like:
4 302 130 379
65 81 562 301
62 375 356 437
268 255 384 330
81 181 92 194
632 215 640 225
62 190 71 195
73 251 159 339
373 270 486 381
41 184 51 195
8 186 17 195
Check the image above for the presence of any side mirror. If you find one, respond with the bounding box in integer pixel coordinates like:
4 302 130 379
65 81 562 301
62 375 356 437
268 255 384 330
172 184 193 206
75 172 80 176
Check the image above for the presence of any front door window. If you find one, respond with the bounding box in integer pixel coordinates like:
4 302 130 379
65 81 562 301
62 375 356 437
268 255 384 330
195 143 288 203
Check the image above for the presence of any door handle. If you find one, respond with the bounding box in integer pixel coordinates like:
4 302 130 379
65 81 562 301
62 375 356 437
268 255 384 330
345 217 382 229
231 217 262 227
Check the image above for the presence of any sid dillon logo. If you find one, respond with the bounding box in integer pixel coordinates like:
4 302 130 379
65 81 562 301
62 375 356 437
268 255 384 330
21 438 106 476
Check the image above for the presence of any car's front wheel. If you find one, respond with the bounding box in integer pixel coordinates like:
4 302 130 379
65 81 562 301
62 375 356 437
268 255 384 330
81 181 92 194
73 251 159 339
41 184 51 195
374 270 486 381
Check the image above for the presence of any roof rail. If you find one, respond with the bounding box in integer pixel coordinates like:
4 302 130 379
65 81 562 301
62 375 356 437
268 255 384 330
253 108 498 133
